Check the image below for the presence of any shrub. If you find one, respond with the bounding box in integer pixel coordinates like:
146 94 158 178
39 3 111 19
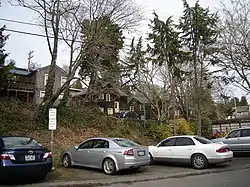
176 118 195 135
147 122 173 141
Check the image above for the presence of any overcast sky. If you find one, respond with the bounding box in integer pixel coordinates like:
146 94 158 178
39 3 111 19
0 0 246 98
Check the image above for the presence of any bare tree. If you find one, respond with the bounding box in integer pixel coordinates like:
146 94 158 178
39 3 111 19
10 0 79 118
215 0 250 93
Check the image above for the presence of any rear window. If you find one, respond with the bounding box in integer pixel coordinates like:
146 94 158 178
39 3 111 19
194 136 212 144
113 139 141 148
1 137 42 148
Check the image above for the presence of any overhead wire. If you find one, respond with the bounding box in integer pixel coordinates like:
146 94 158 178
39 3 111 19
0 17 137 41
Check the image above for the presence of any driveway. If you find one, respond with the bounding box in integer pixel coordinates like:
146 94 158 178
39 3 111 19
13 157 250 187
45 157 250 182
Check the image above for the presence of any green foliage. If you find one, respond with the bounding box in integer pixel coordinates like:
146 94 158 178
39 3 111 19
73 80 82 89
240 96 248 106
79 16 124 84
176 118 195 135
147 12 189 78
0 25 15 83
147 122 173 141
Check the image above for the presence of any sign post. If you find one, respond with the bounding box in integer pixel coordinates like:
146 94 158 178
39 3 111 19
49 108 57 157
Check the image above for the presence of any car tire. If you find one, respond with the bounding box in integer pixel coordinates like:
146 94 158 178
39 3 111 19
191 154 208 169
149 152 154 165
62 154 72 168
102 158 117 175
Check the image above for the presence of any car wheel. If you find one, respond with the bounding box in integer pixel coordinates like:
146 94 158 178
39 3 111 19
149 152 154 165
62 154 72 168
191 154 208 169
102 158 117 175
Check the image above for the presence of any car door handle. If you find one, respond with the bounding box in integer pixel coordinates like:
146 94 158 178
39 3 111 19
102 151 106 153
168 149 172 151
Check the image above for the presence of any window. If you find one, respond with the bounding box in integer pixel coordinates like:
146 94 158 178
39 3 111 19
113 138 141 148
58 94 64 100
129 106 134 111
107 108 113 115
1 137 42 148
227 130 241 138
241 129 250 137
175 137 195 146
99 107 104 113
93 140 109 148
114 101 119 109
175 110 180 116
159 138 176 147
99 94 105 100
106 94 111 102
61 76 67 87
78 140 95 149
139 104 143 111
44 74 49 86
40 91 45 99
194 136 212 144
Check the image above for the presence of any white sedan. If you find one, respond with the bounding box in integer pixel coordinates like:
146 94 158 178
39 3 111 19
148 135 233 169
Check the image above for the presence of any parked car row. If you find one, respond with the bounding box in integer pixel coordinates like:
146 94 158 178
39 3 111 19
2 127 250 183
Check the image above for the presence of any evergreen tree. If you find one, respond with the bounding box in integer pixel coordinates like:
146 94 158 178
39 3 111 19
179 0 219 136
0 25 14 84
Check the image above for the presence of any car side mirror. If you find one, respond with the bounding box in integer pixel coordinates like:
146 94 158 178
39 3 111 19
74 145 79 150
225 136 229 139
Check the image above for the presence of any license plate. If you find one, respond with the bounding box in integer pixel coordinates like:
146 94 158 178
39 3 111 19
138 151 145 156
25 155 35 161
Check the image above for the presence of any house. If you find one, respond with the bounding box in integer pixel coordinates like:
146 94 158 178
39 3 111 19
0 67 36 103
229 105 250 119
34 65 67 104
127 95 156 120
0 65 74 105
70 83 128 115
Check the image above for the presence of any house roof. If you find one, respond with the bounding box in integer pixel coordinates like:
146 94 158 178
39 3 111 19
71 88 88 97
234 105 250 113
9 67 36 76
37 64 67 75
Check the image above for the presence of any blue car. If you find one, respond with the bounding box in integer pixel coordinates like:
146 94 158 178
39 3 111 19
0 136 52 182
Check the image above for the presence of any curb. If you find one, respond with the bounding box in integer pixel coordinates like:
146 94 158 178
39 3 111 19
23 164 250 187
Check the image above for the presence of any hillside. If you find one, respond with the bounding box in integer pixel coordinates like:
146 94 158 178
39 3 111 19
0 98 167 166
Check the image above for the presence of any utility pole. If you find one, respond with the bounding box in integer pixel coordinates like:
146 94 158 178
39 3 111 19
27 51 34 70
234 97 238 119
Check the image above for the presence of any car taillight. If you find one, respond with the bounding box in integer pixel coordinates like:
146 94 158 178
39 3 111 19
43 152 52 159
123 149 134 156
0 154 15 160
216 147 229 153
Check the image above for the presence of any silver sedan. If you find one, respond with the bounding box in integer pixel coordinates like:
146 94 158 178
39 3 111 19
60 137 150 175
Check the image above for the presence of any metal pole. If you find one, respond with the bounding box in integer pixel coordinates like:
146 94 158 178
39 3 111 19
234 97 238 119
143 102 146 128
50 130 54 153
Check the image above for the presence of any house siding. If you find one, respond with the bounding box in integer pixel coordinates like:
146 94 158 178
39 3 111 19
34 66 67 104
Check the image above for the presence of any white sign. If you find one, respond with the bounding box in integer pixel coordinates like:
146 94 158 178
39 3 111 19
49 108 57 130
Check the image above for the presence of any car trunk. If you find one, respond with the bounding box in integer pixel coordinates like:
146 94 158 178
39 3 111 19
3 147 48 164
132 147 149 160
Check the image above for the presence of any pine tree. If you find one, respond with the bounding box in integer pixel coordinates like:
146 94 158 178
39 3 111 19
179 0 219 136
0 25 14 84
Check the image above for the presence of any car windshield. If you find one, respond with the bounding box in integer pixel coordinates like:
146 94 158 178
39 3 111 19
1 137 42 148
113 138 141 147
194 136 212 144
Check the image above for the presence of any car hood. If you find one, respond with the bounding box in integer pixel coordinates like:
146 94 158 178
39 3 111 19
211 137 226 143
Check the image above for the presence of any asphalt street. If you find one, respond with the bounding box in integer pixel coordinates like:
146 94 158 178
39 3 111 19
102 168 250 187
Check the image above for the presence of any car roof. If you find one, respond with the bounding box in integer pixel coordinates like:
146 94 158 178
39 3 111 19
0 136 32 138
234 127 250 130
86 137 127 141
167 135 196 139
